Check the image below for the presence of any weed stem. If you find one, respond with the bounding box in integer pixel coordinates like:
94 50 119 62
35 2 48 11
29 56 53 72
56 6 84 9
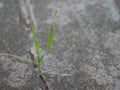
38 74 49 90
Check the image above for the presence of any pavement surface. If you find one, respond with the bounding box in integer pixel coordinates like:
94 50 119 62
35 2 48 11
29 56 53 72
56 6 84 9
0 0 120 90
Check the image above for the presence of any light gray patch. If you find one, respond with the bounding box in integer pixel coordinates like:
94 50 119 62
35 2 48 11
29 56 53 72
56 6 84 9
108 66 120 77
0 2 4 9
95 0 120 21
104 0 120 21
104 31 120 57
81 64 113 85
115 79 120 90
83 28 98 44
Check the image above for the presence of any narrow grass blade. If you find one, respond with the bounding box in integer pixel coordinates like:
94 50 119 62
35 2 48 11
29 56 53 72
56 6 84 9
40 54 44 61
41 70 72 76
31 25 40 55
45 25 54 52
45 9 59 53
0 53 37 64
52 8 59 20
31 25 36 38
33 38 40 54
31 25 41 75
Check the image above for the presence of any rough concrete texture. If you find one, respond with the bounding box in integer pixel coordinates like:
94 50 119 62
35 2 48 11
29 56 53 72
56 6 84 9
0 0 41 90
0 0 120 90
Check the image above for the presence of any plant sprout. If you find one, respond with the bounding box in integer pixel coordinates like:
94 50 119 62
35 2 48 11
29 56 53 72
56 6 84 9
0 8 71 90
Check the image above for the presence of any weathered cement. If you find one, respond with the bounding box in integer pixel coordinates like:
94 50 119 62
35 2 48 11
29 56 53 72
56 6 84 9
0 0 120 90
0 0 41 90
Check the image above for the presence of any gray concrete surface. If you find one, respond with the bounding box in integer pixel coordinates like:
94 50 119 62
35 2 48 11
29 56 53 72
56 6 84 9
0 0 120 90
0 0 41 90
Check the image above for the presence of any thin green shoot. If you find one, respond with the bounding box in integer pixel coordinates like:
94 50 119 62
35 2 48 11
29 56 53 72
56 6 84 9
0 8 72 79
52 8 59 20
0 53 37 64
31 25 40 56
31 25 42 75
45 8 59 53
45 25 54 52
41 70 72 76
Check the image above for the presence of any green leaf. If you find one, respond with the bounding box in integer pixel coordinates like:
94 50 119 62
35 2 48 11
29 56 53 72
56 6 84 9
52 8 59 20
31 25 40 55
41 70 57 74
41 70 72 76
0 53 37 64
45 25 54 52
33 38 40 54
45 9 59 52
38 54 44 63
31 25 41 75
40 54 44 61
31 25 36 38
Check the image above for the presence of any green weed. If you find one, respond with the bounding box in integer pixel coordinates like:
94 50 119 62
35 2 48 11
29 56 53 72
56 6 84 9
0 8 71 90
